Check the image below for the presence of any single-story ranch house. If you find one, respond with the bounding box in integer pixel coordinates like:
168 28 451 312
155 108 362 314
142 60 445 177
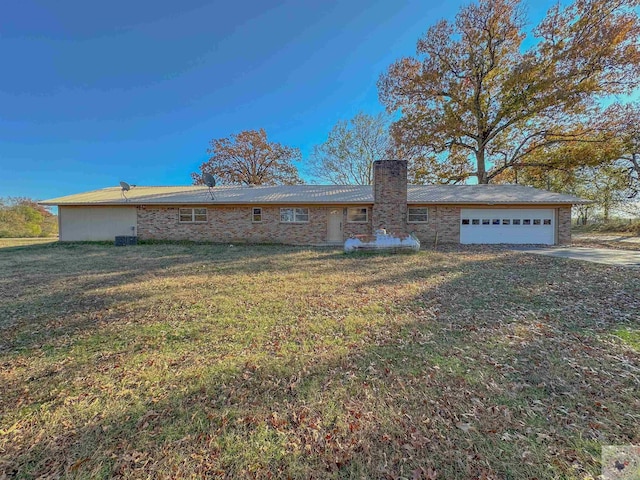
40 160 588 246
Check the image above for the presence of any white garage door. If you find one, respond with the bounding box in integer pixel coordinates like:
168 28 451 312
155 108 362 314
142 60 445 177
460 208 555 245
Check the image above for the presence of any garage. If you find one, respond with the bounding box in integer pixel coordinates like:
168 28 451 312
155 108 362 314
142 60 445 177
460 208 555 245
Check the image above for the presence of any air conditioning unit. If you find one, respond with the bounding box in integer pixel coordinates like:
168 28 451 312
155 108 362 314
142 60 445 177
114 236 138 246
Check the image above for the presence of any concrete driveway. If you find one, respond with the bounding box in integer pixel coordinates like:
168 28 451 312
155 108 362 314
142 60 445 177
514 246 640 267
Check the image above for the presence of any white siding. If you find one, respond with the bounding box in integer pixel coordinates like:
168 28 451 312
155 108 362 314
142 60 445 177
460 208 555 245
59 206 137 241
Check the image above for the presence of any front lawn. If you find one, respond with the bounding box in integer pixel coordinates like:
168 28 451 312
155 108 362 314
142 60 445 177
1 242 638 479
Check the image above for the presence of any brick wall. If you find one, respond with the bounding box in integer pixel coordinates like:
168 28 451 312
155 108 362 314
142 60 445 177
372 160 408 234
407 206 460 245
557 206 572 244
137 205 373 245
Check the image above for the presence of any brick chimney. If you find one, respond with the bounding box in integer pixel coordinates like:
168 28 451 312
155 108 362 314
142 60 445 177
372 159 408 233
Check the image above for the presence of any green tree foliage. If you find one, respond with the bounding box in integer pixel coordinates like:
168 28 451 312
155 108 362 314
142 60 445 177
0 198 58 238
193 129 302 186
379 0 640 184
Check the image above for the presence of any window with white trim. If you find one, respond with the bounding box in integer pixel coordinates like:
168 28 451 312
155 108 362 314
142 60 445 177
407 207 429 223
179 208 207 223
347 207 368 223
280 208 309 223
252 207 262 223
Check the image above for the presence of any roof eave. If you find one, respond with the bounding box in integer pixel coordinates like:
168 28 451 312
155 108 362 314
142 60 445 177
43 200 375 206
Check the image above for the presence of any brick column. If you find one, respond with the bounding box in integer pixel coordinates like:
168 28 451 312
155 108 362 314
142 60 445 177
372 160 408 233
557 206 572 244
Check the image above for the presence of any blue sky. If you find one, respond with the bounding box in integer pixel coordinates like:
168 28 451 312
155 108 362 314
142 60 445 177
1 0 578 201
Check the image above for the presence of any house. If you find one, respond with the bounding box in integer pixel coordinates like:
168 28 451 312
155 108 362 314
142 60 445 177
40 160 588 245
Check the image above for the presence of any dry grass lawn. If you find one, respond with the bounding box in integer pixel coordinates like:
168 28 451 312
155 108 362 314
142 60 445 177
1 240 638 479
0 238 56 248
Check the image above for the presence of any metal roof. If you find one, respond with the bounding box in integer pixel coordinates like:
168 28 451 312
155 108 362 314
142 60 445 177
407 184 590 204
40 183 589 206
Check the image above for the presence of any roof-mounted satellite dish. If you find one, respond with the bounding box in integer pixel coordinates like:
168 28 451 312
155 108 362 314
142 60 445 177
120 181 131 201
203 173 216 200
203 173 216 187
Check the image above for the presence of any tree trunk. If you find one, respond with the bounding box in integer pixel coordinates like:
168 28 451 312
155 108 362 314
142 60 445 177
476 149 488 184
632 153 640 175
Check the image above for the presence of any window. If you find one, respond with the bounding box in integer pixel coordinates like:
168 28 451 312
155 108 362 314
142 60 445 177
407 207 429 223
492 219 500 225
502 219 511 225
543 219 552 225
280 208 309 223
513 219 521 225
347 207 368 223
179 208 207 223
523 219 531 225
482 219 490 225
472 219 480 225
252 207 262 223
461 219 470 225
533 219 541 225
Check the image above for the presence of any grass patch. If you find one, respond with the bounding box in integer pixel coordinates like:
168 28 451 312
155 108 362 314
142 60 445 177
613 328 640 351
0 237 57 249
573 220 640 235
1 243 638 479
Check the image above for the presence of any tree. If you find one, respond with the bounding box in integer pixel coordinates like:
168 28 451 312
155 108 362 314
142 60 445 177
601 102 640 197
311 112 469 185
576 164 630 221
379 0 640 184
310 113 390 185
0 197 58 238
193 129 302 186
490 137 621 185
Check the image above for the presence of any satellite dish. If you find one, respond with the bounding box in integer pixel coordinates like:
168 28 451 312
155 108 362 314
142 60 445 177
203 173 216 200
120 181 131 201
203 173 216 188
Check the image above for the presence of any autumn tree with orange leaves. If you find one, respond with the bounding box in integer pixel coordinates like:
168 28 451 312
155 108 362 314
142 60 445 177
379 0 640 184
193 129 302 186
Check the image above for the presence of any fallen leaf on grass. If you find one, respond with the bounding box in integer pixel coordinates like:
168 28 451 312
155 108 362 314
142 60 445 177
456 422 472 433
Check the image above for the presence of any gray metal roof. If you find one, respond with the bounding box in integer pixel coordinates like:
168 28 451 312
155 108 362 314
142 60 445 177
407 184 589 204
40 183 589 206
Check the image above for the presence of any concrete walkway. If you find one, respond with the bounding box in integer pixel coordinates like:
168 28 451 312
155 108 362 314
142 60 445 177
514 246 640 267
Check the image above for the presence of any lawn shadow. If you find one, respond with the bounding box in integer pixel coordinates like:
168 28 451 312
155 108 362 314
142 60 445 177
1 244 639 479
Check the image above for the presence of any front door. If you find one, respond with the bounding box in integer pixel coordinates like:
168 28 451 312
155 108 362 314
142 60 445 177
327 209 343 243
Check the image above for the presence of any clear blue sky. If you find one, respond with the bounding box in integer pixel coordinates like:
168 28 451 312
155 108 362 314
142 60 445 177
1 0 573 201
